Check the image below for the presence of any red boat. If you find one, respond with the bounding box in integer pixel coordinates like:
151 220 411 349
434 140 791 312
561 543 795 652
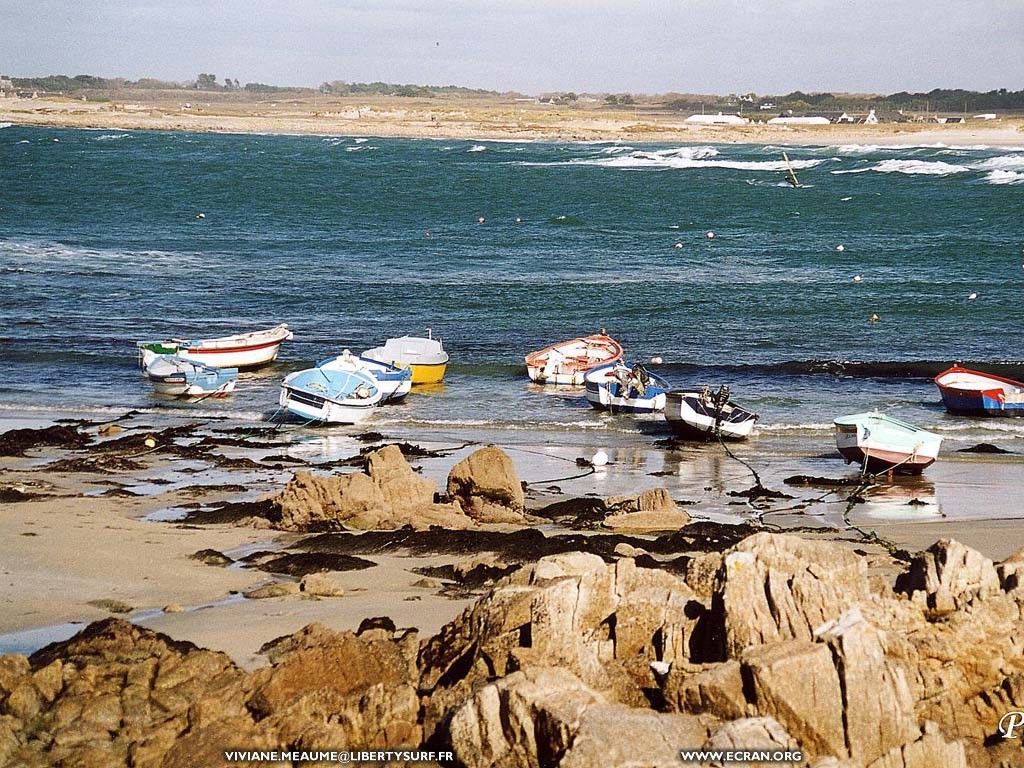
934 365 1024 416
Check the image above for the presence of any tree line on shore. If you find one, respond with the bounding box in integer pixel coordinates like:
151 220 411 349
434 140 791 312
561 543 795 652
7 73 1024 113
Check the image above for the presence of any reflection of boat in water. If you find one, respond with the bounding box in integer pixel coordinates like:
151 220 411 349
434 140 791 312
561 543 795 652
834 412 941 475
585 362 669 414
934 365 1024 416
850 477 940 520
664 386 758 441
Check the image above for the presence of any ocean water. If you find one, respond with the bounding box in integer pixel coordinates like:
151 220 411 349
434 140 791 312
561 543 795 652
2 125 1023 449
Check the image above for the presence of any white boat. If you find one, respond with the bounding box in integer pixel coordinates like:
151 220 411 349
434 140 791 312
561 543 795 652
317 350 412 401
279 367 381 424
138 324 293 370
144 356 238 397
584 362 669 414
664 386 758 441
834 412 942 475
525 333 623 386
363 331 449 384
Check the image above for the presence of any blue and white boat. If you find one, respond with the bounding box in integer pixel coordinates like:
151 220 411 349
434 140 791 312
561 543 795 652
319 350 412 402
144 356 237 397
279 366 381 424
584 362 670 414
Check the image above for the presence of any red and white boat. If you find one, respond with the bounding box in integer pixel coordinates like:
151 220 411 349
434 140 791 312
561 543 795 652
934 365 1024 416
525 333 623 386
138 324 293 370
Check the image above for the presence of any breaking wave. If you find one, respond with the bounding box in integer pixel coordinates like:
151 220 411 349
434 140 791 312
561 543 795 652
467 145 487 152
530 145 824 172
974 154 1024 171
984 170 1024 185
833 159 970 176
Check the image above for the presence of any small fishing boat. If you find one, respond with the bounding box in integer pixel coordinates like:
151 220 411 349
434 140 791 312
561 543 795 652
584 362 669 414
664 386 758 441
317 350 412 402
144 356 238 397
934 365 1024 416
279 367 381 424
363 330 449 385
138 323 293 370
834 412 942 475
525 333 623 386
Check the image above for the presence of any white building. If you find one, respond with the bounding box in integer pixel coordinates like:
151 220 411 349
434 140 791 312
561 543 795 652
767 116 831 125
684 113 749 125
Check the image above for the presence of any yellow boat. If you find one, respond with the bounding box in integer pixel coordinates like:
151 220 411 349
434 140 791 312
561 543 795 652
363 332 450 385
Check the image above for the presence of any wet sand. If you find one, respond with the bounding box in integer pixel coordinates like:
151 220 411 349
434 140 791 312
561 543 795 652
3 95 1022 147
2 413 1022 664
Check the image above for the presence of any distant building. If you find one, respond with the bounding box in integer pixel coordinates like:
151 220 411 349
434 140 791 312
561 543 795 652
684 113 749 125
0 76 14 97
972 113 998 120
938 116 965 124
759 102 777 111
768 110 854 125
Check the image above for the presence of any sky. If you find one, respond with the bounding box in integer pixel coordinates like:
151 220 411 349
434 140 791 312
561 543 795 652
1 0 1022 95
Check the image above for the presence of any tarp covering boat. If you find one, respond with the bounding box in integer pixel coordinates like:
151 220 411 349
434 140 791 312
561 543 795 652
279 367 381 424
144 356 237 397
363 333 449 385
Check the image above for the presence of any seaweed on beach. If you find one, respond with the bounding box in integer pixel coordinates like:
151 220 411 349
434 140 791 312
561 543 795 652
783 475 864 487
957 443 1013 454
46 454 148 474
181 497 280 525
247 551 377 577
0 425 89 456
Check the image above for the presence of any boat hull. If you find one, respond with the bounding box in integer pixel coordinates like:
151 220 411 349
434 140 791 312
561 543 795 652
525 334 623 386
138 324 292 371
664 390 758 441
833 415 942 475
279 387 378 425
934 365 1024 417
584 362 669 413
409 361 447 385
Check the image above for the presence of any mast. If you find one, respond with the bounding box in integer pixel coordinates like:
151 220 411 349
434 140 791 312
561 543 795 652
782 151 802 188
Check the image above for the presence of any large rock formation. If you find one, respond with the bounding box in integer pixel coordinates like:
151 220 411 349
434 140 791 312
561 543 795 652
274 445 472 530
895 538 1001 612
446 446 526 524
3 533 1023 767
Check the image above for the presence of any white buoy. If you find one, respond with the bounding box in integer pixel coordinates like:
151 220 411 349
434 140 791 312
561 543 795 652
673 242 683 249
592 450 609 467
706 231 715 239
853 275 863 283
968 292 978 300
650 356 663 365
515 217 522 223
195 212 206 219
477 216 485 224
836 244 845 252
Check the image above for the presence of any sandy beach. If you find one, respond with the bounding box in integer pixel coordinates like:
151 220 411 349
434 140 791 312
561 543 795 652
2 412 1022 665
3 94 1023 146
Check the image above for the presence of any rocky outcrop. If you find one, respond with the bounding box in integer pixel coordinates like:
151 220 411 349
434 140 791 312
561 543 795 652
447 666 712 768
3 532 1023 767
0 619 421 767
446 446 526 524
708 532 871 659
602 487 691 531
275 445 472 531
896 538 1001 612
420 552 701 735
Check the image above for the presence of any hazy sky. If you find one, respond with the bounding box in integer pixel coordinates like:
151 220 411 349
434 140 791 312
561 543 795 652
2 0 1021 94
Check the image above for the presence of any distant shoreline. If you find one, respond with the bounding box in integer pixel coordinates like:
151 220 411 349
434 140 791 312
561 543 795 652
3 96 1023 147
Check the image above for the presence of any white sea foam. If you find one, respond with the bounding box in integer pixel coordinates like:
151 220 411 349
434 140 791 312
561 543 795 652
0 122 12 129
833 159 970 176
354 137 369 144
973 154 1024 171
467 144 487 152
534 145 824 172
599 145 634 154
95 133 132 141
984 170 1024 185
